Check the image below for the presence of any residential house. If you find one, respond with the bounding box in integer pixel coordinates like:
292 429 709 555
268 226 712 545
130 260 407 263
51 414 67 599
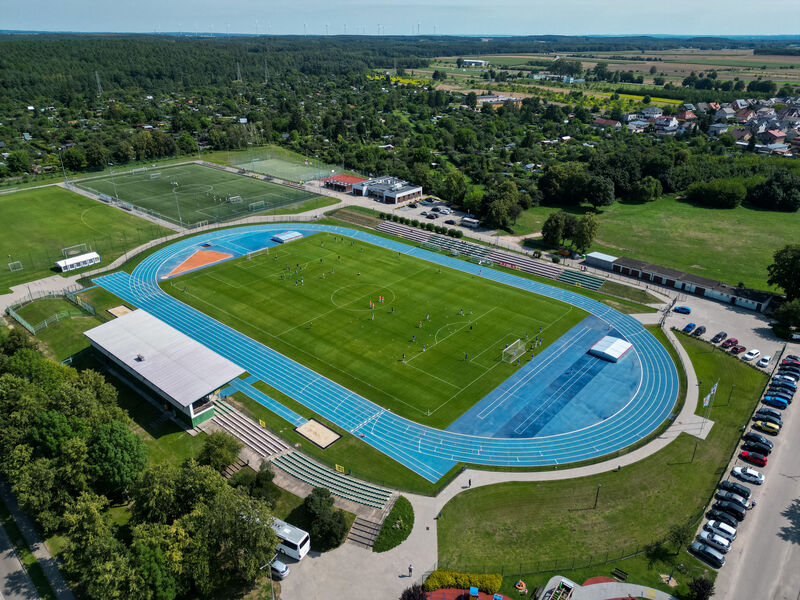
627 120 649 133
676 110 696 120
654 116 679 134
761 129 787 144
592 117 622 131
732 99 749 111
695 102 711 113
736 109 756 124
641 106 663 118
715 107 735 122
730 128 752 142
682 103 696 112
678 121 697 135
757 107 776 118
708 123 730 136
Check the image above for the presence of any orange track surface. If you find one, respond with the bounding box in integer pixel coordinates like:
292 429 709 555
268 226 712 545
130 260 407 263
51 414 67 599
168 249 233 277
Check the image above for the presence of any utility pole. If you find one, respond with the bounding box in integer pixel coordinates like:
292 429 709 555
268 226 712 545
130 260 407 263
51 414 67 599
171 181 183 228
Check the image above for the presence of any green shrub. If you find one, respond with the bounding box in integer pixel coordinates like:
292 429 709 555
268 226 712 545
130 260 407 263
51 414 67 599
425 222 435 231
373 496 414 553
448 228 458 237
411 219 419 227
455 230 464 238
423 570 502 594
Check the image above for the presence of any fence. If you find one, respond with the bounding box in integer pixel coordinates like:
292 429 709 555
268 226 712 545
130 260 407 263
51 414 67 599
5 286 101 335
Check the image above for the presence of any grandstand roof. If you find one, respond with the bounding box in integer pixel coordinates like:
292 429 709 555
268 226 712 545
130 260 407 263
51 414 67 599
321 174 367 185
84 310 244 407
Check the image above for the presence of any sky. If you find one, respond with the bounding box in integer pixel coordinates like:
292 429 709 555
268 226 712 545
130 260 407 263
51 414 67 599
3 0 800 36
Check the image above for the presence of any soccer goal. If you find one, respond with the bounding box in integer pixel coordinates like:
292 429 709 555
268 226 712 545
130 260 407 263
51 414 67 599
226 195 242 203
8 261 23 272
131 167 148 175
249 200 266 211
149 172 162 180
502 339 526 363
62 243 89 258
247 247 269 260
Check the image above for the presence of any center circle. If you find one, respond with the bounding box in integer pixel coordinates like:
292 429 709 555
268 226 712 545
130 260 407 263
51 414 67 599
330 284 396 310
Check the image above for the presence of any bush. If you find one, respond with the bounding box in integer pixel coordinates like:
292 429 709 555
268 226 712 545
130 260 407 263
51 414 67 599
400 584 426 600
303 487 349 551
411 219 419 227
423 570 502 594
425 222 435 231
685 179 745 208
373 496 414 553
552 254 561 263
391 214 399 222
455 230 464 238
198 431 242 472
448 228 458 237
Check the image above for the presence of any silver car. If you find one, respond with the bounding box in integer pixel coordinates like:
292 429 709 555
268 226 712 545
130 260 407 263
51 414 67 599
698 530 731 554
270 559 290 580
705 520 737 542
715 490 750 509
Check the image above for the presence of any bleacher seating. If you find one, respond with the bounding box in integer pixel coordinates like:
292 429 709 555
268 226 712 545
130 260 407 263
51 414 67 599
271 452 392 509
376 221 432 243
557 269 605 291
486 249 564 280
212 399 289 458
427 235 490 261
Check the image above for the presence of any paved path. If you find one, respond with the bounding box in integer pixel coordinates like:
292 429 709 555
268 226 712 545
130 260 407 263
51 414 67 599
0 483 73 600
541 575 678 600
0 521 38 600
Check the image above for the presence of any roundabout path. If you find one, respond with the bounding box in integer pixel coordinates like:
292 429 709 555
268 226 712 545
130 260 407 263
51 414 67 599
94 224 680 482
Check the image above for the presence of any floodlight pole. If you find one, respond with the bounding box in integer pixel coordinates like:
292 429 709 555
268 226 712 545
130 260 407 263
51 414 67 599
171 182 183 228
594 483 602 509
109 163 118 200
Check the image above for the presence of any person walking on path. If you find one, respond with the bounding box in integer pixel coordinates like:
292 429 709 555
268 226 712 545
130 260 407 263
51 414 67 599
408 565 413 578
468 478 471 487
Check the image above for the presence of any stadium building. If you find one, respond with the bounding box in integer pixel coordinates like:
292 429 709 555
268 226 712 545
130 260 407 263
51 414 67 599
352 176 423 204
84 310 244 427
321 174 367 193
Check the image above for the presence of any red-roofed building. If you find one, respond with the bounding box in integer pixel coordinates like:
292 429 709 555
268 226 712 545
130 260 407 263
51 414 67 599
322 173 368 193
676 110 697 120
592 117 622 130
736 109 756 124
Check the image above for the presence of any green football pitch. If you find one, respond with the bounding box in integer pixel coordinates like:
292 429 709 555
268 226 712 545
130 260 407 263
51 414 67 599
227 145 343 182
76 164 322 227
164 233 587 428
0 187 166 292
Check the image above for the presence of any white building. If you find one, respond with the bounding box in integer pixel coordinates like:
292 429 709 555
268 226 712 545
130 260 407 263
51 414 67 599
462 59 489 67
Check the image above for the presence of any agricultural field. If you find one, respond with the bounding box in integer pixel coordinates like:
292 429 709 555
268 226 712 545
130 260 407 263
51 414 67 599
439 334 766 598
507 196 799 290
75 163 325 227
164 232 587 428
0 186 166 292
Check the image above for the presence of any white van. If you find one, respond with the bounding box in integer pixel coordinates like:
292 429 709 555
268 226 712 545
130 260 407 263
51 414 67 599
272 518 311 560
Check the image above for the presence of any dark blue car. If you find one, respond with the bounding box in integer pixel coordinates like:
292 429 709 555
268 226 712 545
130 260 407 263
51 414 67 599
763 396 789 409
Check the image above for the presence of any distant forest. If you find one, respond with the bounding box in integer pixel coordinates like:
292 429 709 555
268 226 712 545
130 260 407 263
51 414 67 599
2 34 800 102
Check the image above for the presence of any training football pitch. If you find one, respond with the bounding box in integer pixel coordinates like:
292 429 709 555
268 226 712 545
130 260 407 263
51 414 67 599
76 164 323 227
163 233 587 427
226 145 343 182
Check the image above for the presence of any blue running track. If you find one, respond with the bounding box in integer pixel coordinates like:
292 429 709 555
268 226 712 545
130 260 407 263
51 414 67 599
94 224 679 482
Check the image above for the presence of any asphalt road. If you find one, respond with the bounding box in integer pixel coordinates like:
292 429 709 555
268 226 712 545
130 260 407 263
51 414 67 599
713 379 800 600
0 522 38 600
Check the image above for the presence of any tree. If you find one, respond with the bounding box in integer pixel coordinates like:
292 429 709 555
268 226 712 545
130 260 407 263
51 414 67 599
685 179 745 209
481 181 518 229
303 487 349 551
62 147 87 171
89 420 147 496
572 213 599 253
198 431 242 472
130 541 177 600
583 176 615 211
462 187 483 215
747 170 800 212
630 176 662 203
6 150 31 174
687 576 715 600
465 91 477 109
441 167 467 205
131 464 179 524
85 140 110 168
541 211 565 247
767 244 800 300
772 299 800 328
456 57 464 68
666 521 694 555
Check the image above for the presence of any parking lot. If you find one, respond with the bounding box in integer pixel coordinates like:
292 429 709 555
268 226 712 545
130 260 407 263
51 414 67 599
395 198 477 229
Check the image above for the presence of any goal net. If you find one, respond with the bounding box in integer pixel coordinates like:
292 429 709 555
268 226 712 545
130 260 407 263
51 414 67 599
8 261 23 272
249 200 266 211
227 195 242 203
62 243 89 258
502 339 526 363
247 247 269 260
149 172 162 180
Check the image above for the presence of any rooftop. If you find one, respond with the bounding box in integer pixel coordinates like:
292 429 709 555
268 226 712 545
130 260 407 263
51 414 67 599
84 310 244 407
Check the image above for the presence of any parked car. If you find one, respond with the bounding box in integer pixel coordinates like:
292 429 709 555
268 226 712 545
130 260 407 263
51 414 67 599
426 213 436 219
742 431 772 448
753 413 782 427
714 490 750 509
762 396 789 410
673 306 692 314
741 441 772 456
706 509 740 528
420 210 428 216
755 407 782 421
743 349 761 361
719 480 752 499
732 466 764 485
739 451 768 467
730 345 746 354
270 559 290 580
683 323 697 333
778 366 800 377
705 520 737 542
689 541 725 568
769 382 797 394
693 325 707 336
752 420 780 435
782 359 800 368
773 375 798 387
721 338 739 349
431 206 441 212
444 219 456 225
408 203 418 208
774 374 799 384
756 355 772 368
697 530 731 554
711 332 728 344
786 354 800 361
765 388 794 403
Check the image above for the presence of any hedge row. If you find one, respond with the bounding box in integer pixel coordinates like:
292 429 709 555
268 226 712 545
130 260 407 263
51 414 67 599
423 570 502 594
372 496 414 553
379 212 464 238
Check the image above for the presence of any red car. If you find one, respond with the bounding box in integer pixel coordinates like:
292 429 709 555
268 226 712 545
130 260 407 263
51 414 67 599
721 338 739 349
782 359 800 368
740 451 767 467
730 345 746 354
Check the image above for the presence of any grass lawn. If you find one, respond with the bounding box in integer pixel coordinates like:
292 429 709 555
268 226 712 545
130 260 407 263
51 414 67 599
0 186 166 292
598 280 662 306
166 232 587 428
14 298 105 361
506 196 799 289
0 496 58 600
437 334 765 597
76 163 323 227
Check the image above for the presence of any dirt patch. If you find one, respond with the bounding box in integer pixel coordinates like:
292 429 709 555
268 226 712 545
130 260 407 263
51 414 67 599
167 249 233 277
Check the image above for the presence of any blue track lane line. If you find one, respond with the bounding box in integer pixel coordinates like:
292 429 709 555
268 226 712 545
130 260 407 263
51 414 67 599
93 224 679 483
226 379 307 427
